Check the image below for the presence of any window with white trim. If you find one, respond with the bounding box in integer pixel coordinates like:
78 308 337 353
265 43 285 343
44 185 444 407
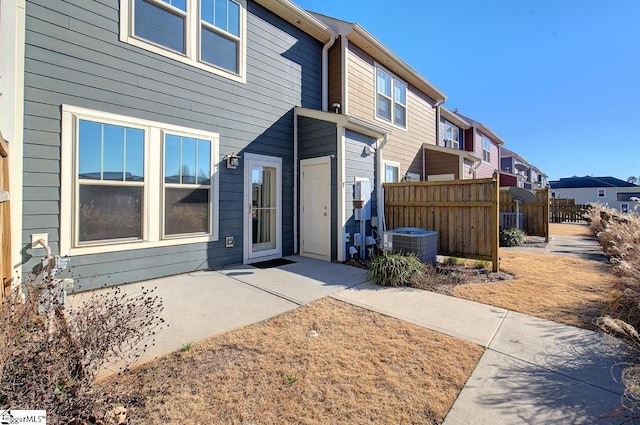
598 189 606 198
441 119 460 149
482 134 491 162
384 162 400 182
121 0 246 82
61 105 219 256
621 203 629 213
376 66 407 128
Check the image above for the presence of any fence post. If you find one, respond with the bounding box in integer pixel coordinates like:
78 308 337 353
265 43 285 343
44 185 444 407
0 132 11 298
492 172 500 272
543 187 550 242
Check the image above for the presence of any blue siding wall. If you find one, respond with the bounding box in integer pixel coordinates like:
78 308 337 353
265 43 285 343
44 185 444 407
344 130 377 257
22 0 322 289
296 117 338 260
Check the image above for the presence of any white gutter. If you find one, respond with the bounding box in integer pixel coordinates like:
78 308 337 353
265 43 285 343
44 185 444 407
376 132 389 244
341 37 349 115
293 107 299 254
322 34 336 111
429 100 444 179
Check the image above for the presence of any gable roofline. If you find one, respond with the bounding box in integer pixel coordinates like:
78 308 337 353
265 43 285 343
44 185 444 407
255 0 337 43
550 176 639 189
310 12 447 103
453 111 505 146
500 147 527 163
440 107 471 129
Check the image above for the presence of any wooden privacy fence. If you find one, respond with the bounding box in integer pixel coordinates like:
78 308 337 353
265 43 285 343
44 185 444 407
550 199 591 223
0 132 11 298
383 175 500 271
499 187 550 241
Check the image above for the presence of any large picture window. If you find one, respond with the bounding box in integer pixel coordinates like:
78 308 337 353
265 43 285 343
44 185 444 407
61 105 220 256
121 0 246 81
164 134 212 236
376 66 407 128
77 120 145 242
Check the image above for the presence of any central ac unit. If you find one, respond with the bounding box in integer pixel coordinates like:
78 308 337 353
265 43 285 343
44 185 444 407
383 228 438 264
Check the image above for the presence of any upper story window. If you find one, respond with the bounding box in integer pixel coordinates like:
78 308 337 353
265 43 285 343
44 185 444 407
482 134 491 162
384 162 400 182
121 0 246 82
598 188 606 198
442 119 460 149
376 66 407 128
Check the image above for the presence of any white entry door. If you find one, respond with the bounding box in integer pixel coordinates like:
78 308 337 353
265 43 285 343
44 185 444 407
300 157 331 261
244 153 282 264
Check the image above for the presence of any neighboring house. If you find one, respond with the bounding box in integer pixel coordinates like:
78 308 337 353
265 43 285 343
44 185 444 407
2 0 343 289
297 13 448 261
423 106 480 181
451 111 504 179
311 13 447 184
550 176 640 212
499 147 548 189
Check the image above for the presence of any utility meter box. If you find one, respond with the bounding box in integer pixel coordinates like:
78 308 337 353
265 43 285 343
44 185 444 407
354 179 371 220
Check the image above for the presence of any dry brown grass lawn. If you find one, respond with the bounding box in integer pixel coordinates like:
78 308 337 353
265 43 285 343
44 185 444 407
101 298 483 424
453 250 615 329
549 222 593 237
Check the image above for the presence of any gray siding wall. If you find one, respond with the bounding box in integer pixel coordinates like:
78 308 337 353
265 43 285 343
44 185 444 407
344 130 376 257
22 0 322 289
297 117 338 260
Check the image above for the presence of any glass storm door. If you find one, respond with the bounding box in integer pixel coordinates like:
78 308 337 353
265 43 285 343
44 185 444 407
244 154 281 263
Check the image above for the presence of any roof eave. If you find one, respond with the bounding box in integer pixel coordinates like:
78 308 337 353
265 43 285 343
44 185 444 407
440 107 471 129
255 0 337 43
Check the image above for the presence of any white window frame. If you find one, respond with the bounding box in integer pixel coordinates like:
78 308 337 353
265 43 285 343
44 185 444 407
482 134 491 163
375 64 408 130
119 0 247 83
598 188 606 198
442 119 460 149
384 161 400 183
61 104 220 256
621 203 629 213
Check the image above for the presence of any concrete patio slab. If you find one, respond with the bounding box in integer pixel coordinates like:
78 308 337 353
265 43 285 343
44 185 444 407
443 349 625 425
489 311 628 394
218 255 370 305
332 282 508 347
68 270 298 368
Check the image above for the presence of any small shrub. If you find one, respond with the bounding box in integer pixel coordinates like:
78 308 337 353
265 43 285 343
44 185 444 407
499 227 526 247
0 277 165 424
474 260 490 269
444 257 465 266
180 342 193 352
368 252 425 287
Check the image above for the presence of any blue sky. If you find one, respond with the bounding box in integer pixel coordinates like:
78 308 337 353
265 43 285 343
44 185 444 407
294 0 640 182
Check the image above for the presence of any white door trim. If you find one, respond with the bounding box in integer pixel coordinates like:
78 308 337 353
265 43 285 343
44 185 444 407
300 156 331 261
243 153 282 264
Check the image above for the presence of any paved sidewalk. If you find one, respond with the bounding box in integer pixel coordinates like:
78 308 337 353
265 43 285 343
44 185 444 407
334 282 627 424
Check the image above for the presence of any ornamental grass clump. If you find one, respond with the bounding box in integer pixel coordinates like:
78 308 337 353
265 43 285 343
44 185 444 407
588 204 640 419
368 252 425 287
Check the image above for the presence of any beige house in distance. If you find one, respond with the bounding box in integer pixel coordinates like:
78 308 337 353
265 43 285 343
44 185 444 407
312 13 447 183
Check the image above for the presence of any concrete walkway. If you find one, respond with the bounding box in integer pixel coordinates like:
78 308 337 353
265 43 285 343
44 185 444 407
68 233 629 423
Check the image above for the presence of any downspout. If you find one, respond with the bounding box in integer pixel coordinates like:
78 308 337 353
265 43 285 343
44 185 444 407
376 132 389 247
293 107 299 254
322 34 336 112
342 37 349 115
429 100 444 180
